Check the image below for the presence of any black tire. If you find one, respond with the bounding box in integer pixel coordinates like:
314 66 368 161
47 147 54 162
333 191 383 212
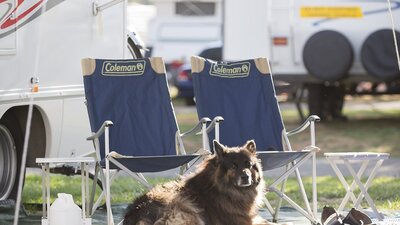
361 29 400 81
0 113 23 200
303 30 354 81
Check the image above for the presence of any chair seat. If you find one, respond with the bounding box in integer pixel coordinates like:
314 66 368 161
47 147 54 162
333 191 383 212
257 151 310 171
101 154 200 172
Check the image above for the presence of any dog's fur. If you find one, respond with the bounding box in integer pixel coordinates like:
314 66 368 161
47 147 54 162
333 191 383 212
123 140 275 225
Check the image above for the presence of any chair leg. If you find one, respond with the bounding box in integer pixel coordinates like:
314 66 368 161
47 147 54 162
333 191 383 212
268 153 318 224
89 164 100 215
105 167 114 225
92 170 119 214
273 175 287 222
295 167 313 215
263 196 275 217
312 151 318 218
109 158 152 190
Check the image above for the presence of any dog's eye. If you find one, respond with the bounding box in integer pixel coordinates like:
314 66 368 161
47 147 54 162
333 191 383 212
245 161 253 168
252 163 258 171
231 163 238 169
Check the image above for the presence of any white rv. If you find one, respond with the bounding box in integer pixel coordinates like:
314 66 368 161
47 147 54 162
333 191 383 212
0 0 133 201
224 0 400 119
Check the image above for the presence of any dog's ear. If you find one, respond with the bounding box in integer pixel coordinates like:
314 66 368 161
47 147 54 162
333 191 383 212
244 140 256 154
213 140 226 159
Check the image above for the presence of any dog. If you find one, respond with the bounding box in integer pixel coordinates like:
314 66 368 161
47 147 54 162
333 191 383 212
123 140 276 225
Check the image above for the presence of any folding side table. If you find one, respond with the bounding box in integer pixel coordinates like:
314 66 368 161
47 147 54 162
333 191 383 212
36 157 94 225
324 152 389 220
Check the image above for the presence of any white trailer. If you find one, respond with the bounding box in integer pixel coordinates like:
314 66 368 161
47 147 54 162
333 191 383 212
224 0 400 120
0 0 131 201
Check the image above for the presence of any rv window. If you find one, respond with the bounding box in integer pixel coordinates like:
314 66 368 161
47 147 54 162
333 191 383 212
175 2 215 16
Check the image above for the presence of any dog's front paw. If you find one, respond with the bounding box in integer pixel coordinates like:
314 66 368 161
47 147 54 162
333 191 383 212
252 216 279 225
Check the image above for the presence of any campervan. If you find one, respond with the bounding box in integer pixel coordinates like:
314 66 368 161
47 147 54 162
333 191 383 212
224 0 400 119
0 0 133 201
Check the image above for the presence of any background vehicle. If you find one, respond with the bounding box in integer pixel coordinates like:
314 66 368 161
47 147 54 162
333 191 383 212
147 0 222 73
224 0 400 120
174 42 222 104
0 0 140 202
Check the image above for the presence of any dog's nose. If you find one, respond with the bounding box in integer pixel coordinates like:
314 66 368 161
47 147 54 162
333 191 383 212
243 169 251 177
241 174 250 180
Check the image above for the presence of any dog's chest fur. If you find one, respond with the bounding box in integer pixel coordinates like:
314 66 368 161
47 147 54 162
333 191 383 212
182 165 260 225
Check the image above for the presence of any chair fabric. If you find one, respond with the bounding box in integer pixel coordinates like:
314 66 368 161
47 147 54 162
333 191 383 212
258 151 309 171
192 57 284 152
83 58 178 158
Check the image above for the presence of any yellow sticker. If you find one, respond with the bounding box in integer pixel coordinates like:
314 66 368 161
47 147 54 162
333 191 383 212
300 7 363 18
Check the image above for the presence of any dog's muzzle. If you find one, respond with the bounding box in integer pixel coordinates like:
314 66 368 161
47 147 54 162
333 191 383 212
237 170 252 187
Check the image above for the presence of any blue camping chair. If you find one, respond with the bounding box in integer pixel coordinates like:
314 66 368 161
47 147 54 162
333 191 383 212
81 57 220 225
191 56 320 224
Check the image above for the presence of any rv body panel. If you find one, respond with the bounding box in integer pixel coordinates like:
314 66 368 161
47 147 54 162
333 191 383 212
0 0 127 200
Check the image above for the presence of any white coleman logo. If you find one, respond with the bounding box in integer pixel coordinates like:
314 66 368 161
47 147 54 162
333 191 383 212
210 62 250 78
101 60 146 76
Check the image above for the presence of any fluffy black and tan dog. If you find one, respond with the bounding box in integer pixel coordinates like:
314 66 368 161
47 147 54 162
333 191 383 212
123 140 275 225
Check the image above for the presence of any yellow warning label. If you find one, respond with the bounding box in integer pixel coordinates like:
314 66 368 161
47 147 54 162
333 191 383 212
300 7 363 18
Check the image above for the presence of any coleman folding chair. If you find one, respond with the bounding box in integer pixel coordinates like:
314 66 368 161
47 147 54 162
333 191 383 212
81 57 221 225
191 56 320 224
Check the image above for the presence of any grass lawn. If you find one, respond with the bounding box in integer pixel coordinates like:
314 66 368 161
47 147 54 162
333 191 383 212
23 174 400 211
23 95 400 212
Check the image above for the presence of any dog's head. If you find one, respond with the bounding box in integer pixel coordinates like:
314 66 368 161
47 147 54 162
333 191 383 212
213 140 263 188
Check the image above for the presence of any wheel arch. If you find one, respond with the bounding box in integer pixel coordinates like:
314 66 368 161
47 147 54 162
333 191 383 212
1 105 47 167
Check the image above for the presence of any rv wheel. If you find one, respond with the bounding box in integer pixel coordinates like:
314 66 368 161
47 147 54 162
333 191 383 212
361 29 400 81
303 30 353 81
0 114 23 201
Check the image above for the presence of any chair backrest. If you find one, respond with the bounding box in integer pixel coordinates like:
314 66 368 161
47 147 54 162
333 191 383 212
82 57 179 158
191 56 284 151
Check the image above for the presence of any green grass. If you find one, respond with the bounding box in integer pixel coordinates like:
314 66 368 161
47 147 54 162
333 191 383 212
23 175 170 205
23 174 400 211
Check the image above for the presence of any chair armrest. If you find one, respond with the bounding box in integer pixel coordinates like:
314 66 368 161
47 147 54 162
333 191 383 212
204 116 224 134
86 120 114 140
180 117 211 137
179 116 223 154
286 115 320 136
303 145 320 152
